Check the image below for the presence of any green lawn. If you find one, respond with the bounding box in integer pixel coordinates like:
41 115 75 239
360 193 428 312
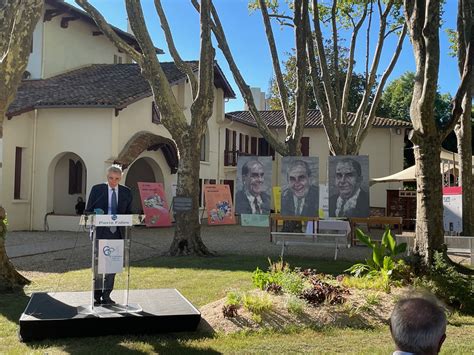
1 255 473 354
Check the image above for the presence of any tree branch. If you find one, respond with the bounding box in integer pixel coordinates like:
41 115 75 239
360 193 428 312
154 0 198 99
190 0 215 129
194 0 287 155
75 0 141 62
357 23 407 146
258 0 292 139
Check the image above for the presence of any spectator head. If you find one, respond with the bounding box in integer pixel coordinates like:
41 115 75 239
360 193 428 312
286 159 311 199
390 297 447 355
242 159 265 197
106 164 123 189
334 158 362 200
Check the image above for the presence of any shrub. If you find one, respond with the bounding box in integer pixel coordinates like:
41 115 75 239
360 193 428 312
414 251 474 315
280 271 306 296
242 293 273 315
286 295 306 315
346 228 409 292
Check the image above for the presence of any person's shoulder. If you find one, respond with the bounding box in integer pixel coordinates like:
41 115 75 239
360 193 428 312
91 183 106 191
119 184 131 193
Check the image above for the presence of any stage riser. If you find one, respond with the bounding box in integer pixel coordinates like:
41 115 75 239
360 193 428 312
19 289 201 342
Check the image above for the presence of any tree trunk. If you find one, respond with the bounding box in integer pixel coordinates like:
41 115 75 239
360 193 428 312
168 138 213 256
0 208 30 290
413 140 445 264
455 89 473 236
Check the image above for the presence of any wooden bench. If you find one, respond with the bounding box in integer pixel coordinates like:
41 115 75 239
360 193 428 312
350 216 403 245
269 214 349 260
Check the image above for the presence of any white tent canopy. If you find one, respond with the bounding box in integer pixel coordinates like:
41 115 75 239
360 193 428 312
370 149 474 185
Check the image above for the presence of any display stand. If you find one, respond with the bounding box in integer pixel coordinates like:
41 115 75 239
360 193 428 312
77 214 144 316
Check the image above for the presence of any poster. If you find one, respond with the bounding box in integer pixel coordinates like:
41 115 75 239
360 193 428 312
98 239 124 274
280 157 319 217
235 156 272 215
138 182 172 227
328 155 370 218
204 184 235 225
443 186 462 234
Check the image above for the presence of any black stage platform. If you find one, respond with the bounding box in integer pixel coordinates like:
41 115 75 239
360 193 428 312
19 289 201 342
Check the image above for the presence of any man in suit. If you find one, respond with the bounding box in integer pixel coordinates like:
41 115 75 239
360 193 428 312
235 159 271 214
86 164 132 305
390 297 446 355
329 158 369 217
281 159 318 217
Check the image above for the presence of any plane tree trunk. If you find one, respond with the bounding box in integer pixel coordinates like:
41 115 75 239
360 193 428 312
77 0 215 256
0 0 44 289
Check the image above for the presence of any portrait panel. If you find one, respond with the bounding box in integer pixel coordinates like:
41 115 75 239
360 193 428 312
235 156 272 215
328 155 369 218
280 156 319 217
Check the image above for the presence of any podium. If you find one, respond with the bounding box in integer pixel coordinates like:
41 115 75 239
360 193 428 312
78 214 145 315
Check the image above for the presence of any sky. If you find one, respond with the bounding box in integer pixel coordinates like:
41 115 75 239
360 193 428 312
67 0 460 113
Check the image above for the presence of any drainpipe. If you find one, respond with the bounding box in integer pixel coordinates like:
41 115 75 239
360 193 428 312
29 109 38 230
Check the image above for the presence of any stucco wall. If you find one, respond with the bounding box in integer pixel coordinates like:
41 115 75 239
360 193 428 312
25 16 43 79
42 9 128 78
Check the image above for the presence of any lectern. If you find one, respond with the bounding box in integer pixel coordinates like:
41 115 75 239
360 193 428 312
78 214 144 315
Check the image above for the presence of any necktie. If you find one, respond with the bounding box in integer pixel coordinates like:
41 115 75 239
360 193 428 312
253 197 261 214
110 188 117 233
296 198 302 215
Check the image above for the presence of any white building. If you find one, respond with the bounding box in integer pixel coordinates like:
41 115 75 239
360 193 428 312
1 0 408 231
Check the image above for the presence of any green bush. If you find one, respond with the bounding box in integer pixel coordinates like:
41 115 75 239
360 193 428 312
346 228 408 292
414 251 474 315
286 295 306 315
242 293 273 315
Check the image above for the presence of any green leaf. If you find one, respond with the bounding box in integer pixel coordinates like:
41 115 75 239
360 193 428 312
372 244 384 268
382 227 397 255
394 243 407 255
383 256 395 272
355 228 374 248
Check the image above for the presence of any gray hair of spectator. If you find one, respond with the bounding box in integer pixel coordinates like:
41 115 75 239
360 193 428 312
336 158 362 177
107 164 123 175
242 159 263 177
286 159 311 180
390 297 446 354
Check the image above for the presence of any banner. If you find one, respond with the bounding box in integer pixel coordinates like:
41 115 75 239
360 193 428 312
204 184 235 225
443 186 462 234
138 182 172 227
98 239 124 274
273 186 281 213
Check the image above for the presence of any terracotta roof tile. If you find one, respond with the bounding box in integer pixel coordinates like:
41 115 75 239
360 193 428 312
225 110 412 128
7 62 235 117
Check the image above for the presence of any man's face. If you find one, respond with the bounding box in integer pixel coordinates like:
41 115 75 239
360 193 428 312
107 171 122 189
335 162 361 199
288 165 309 198
244 163 265 196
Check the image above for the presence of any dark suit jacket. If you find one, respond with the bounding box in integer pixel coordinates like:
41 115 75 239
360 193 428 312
235 190 271 215
86 183 133 238
281 185 319 217
328 189 369 218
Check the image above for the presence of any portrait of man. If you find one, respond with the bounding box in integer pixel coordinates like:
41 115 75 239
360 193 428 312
328 156 369 218
235 157 272 215
280 157 319 217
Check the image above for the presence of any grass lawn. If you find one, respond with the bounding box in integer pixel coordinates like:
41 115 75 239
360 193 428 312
1 255 473 354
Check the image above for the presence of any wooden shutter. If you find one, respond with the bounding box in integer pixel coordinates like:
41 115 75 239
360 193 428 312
301 137 310 156
14 147 22 199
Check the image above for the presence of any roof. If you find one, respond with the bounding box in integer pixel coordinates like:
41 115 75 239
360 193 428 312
45 0 163 54
371 149 474 185
225 110 412 128
7 62 236 117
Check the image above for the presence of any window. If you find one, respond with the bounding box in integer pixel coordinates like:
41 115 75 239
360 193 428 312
113 54 123 64
301 137 310 156
14 147 23 199
68 159 83 194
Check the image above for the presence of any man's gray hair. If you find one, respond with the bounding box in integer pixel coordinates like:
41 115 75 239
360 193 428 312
390 297 446 354
107 164 123 175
